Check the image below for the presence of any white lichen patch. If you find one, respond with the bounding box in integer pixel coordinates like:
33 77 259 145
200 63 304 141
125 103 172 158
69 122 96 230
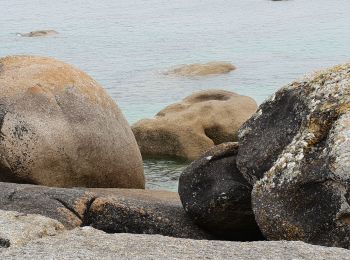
238 126 252 139
328 113 350 182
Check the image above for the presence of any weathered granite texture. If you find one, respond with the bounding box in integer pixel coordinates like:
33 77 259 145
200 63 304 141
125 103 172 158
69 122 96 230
0 210 64 248
0 55 144 188
237 63 350 248
1 227 349 259
85 188 212 239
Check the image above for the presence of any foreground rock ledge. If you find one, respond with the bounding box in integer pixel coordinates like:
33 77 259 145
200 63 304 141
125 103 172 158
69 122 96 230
0 182 210 239
1 227 349 259
0 210 64 248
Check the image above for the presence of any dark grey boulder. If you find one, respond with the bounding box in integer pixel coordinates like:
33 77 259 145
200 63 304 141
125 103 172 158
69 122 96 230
178 142 263 240
242 63 350 248
236 86 309 184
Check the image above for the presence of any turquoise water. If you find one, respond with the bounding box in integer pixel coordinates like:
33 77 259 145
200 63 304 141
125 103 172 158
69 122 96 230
1 0 350 191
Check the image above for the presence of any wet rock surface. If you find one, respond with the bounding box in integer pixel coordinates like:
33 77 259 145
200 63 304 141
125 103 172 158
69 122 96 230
132 89 257 161
240 63 350 248
0 55 144 188
1 227 349 260
179 143 262 240
0 182 210 239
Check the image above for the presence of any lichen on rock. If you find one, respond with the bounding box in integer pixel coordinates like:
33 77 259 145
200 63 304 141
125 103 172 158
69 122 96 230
237 62 350 248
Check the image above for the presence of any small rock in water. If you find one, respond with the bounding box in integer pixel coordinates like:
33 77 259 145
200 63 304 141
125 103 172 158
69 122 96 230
18 30 59 37
165 62 236 76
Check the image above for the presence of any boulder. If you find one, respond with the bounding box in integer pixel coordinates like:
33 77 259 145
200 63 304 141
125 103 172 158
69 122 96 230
0 182 210 239
179 143 262 240
238 63 350 248
0 210 64 248
18 30 58 37
165 62 236 76
132 90 257 161
0 55 144 188
1 227 350 259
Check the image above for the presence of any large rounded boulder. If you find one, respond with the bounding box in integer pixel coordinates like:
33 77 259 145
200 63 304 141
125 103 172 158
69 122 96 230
238 63 350 248
178 142 263 240
0 55 144 188
132 90 257 161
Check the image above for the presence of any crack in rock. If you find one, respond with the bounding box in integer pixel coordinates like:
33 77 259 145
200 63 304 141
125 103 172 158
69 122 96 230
53 198 83 222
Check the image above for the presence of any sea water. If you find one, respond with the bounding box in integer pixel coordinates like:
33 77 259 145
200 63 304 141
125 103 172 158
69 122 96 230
1 0 350 191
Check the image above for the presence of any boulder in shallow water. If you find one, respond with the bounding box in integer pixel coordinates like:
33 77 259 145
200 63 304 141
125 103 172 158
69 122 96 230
238 63 350 248
165 62 236 76
178 142 262 240
0 55 144 188
132 89 257 161
18 30 58 37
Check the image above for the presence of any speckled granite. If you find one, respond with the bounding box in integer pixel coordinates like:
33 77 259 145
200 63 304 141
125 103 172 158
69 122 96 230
1 227 350 259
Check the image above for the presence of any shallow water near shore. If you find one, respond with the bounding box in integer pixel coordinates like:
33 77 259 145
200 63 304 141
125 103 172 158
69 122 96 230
1 0 350 191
